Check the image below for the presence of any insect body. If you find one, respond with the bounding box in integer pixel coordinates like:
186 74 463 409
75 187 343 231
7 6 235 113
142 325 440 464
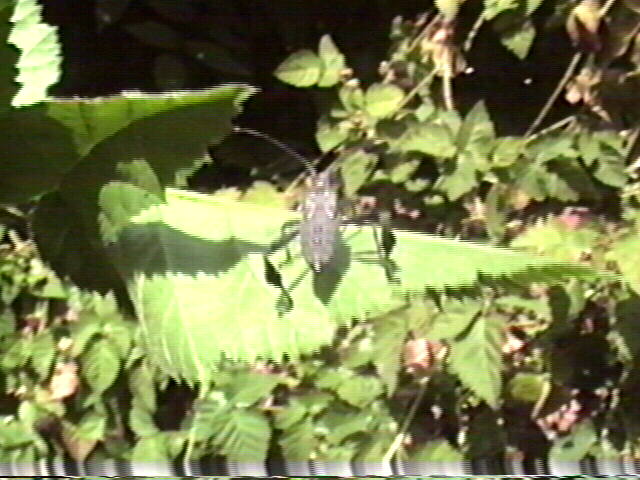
233 127 342 272
299 167 341 272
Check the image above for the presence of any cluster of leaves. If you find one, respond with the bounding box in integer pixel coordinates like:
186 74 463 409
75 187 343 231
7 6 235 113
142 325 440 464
266 0 640 461
2 0 640 467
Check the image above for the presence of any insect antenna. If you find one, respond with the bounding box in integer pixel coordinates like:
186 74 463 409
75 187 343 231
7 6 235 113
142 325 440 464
232 126 317 176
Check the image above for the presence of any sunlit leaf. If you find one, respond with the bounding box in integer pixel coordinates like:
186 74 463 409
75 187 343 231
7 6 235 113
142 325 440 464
435 0 464 19
318 34 346 87
8 0 62 106
549 419 597 460
274 49 322 87
98 186 604 382
364 83 404 119
339 149 377 196
608 234 640 295
498 18 536 59
392 122 457 158
448 314 503 408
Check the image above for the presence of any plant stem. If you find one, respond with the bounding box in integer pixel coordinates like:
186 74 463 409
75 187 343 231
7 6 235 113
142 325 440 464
524 52 583 138
382 377 428 464
463 13 485 52
525 115 576 143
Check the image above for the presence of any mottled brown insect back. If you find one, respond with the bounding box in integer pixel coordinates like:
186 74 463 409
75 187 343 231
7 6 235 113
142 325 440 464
299 168 341 272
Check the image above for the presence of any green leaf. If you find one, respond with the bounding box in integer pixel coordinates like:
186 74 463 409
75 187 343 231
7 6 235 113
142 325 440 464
485 183 508 242
577 131 600 166
435 0 463 19
132 433 171 461
513 159 579 202
448 314 503 408
364 83 404 119
115 158 164 198
129 362 157 411
129 398 159 436
549 420 597 460
36 85 254 293
274 49 322 87
356 432 395 461
612 295 640 362
315 367 354 390
0 420 34 447
317 34 346 88
608 235 640 295
528 135 576 162
224 371 282 407
436 157 478 200
214 409 271 461
491 136 524 167
410 438 463 461
372 306 409 395
484 0 519 20
48 85 254 156
274 398 307 430
511 218 599 263
427 297 482 341
0 108 78 204
69 314 103 357
508 372 548 403
75 409 107 441
457 100 496 152
499 18 536 60
279 417 317 460
392 122 457 157
2 337 33 369
8 0 62 106
316 116 349 152
123 20 181 50
100 187 603 381
82 338 120 396
390 159 420 183
339 149 377 196
336 375 383 407
339 83 365 111
103 319 134 359
319 410 371 444
594 154 627 187
30 331 55 380
526 0 545 14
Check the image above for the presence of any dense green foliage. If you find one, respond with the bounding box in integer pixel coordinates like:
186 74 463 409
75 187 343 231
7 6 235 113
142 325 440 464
1 0 640 466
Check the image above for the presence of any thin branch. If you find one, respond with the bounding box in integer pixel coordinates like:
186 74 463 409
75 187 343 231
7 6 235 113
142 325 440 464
442 70 454 111
463 12 485 52
524 52 583 138
382 378 429 464
525 115 576 144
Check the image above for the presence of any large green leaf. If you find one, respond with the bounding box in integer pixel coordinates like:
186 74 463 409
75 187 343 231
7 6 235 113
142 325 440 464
33 85 255 293
8 0 61 106
98 184 605 382
0 107 78 204
48 86 253 156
